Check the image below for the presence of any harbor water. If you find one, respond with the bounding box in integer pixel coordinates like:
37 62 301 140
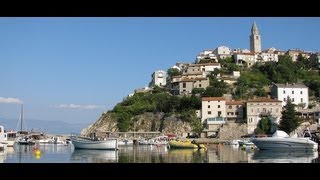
1 143 319 163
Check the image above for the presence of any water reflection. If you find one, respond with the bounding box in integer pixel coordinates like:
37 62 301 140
1 144 319 163
71 149 118 163
250 150 319 163
167 149 207 163
207 144 250 163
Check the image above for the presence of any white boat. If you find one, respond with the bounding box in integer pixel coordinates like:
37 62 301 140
118 139 133 146
71 136 118 150
250 130 318 151
0 125 15 148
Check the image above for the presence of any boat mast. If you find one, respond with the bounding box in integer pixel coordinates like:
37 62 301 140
20 104 23 132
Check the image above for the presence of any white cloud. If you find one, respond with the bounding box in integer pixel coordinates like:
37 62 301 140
0 97 23 104
51 104 106 110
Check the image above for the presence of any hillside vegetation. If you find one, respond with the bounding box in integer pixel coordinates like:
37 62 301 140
85 54 320 134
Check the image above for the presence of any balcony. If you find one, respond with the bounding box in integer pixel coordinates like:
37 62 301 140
206 117 226 124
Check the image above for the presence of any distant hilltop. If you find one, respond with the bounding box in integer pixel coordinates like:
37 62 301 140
0 117 88 135
82 22 320 138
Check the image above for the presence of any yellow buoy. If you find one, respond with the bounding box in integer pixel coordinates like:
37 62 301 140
35 150 41 156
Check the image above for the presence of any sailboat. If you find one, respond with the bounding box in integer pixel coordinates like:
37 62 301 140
16 104 35 145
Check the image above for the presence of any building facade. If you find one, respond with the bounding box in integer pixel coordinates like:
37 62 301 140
149 70 167 87
271 83 309 109
246 98 282 134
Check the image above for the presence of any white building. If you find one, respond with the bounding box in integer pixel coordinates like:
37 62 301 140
271 83 309 109
201 97 226 123
213 46 232 59
201 97 227 135
234 52 257 67
149 70 167 87
258 52 279 62
196 50 218 63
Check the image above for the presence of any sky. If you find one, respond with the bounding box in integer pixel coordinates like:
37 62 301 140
0 17 320 132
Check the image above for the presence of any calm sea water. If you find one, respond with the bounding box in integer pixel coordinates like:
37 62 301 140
1 144 319 163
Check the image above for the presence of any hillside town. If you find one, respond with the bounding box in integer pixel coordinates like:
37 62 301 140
130 22 320 138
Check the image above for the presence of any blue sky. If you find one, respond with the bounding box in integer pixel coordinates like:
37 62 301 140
0 17 320 131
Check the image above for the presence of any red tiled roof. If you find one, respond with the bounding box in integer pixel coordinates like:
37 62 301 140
226 101 243 105
247 98 282 103
189 63 221 67
202 97 225 101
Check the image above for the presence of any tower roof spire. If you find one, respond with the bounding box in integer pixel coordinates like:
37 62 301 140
251 21 259 35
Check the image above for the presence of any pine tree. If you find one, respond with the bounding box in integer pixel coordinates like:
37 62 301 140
279 97 301 134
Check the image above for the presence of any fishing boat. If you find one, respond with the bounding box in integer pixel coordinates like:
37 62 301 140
71 135 118 150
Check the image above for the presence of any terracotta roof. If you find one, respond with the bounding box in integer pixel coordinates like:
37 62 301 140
189 63 221 67
226 101 243 105
202 97 225 101
182 72 203 75
247 98 282 103
194 77 208 81
179 78 194 82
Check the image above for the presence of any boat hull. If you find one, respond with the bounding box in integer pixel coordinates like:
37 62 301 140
71 137 118 150
251 137 318 151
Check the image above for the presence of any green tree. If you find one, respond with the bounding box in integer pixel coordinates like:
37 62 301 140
167 68 182 78
255 117 271 134
309 54 319 70
279 98 301 134
191 118 203 135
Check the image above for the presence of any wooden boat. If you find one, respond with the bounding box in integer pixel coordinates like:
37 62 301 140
71 135 118 150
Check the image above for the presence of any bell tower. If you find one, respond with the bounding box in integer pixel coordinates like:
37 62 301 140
250 21 261 53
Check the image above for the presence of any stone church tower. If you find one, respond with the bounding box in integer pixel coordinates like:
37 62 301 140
250 21 261 53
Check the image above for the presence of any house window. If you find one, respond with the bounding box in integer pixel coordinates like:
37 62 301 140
208 105 210 108
300 91 303 94
283 90 285 94
228 105 232 109
183 83 186 88
218 105 220 108
231 112 234 115
284 98 286 102
236 105 239 108
199 84 202 88
292 98 294 102
301 98 303 103
235 112 239 115
251 109 253 113
263 108 266 112
202 68 205 71
256 36 259 40
292 91 294 94
208 111 211 115
218 111 221 117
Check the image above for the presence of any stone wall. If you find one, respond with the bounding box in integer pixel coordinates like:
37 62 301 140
218 121 247 140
